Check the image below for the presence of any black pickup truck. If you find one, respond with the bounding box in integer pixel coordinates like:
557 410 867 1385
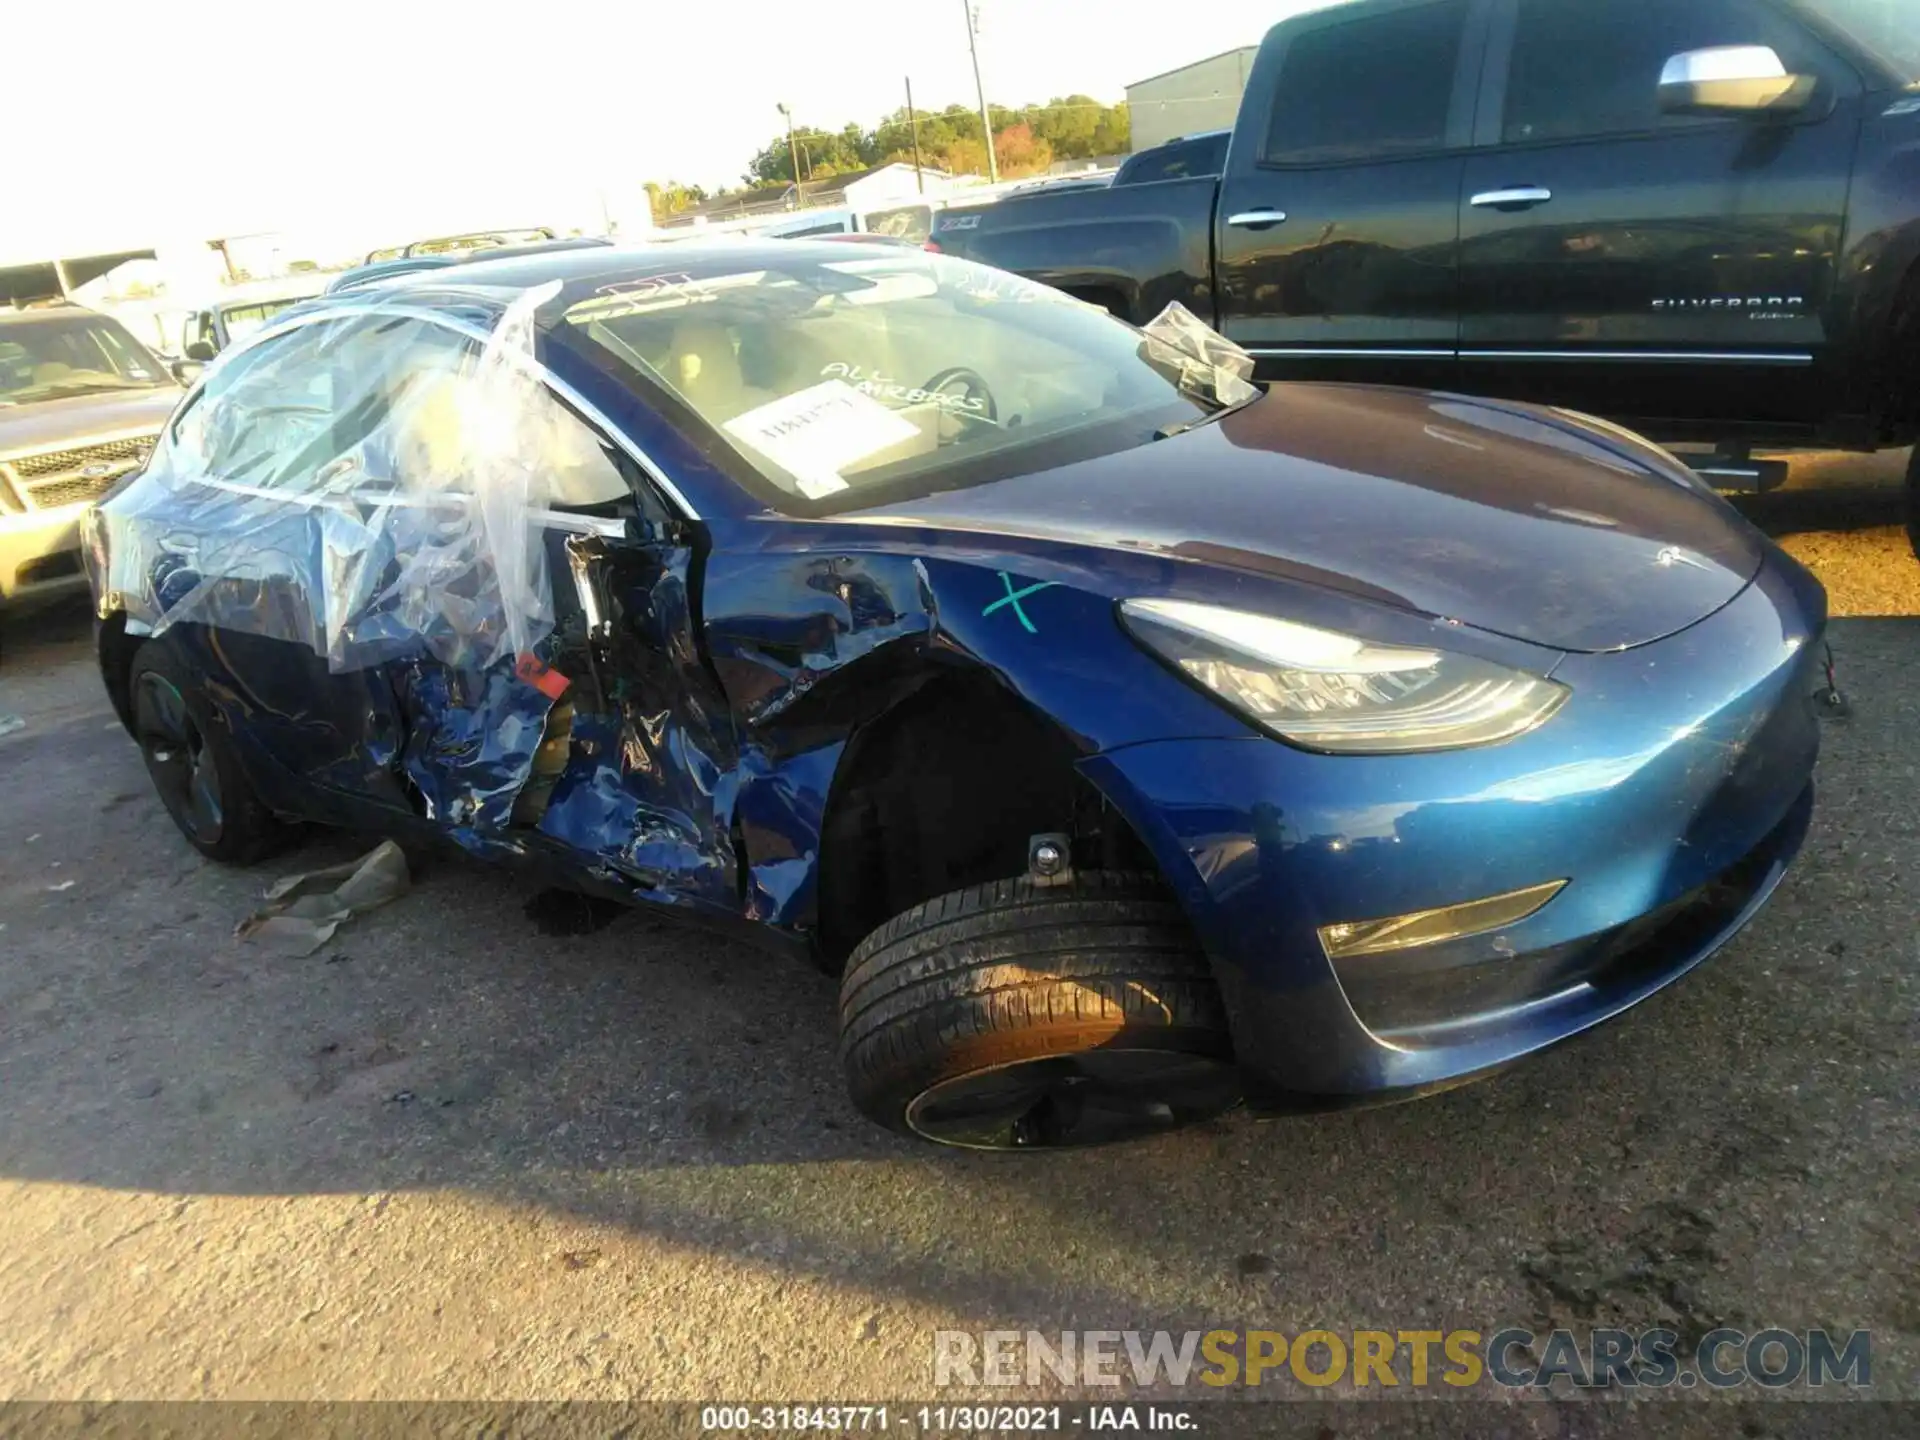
931 0 1920 501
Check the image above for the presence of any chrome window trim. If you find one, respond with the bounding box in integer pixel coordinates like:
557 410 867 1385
1248 347 1456 360
1244 347 1812 366
1460 349 1814 365
1248 346 1814 365
189 301 702 522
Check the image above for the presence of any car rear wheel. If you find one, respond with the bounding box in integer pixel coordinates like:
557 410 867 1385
130 640 296 865
838 873 1238 1149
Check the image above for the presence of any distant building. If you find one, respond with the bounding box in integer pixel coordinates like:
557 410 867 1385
1126 47 1259 152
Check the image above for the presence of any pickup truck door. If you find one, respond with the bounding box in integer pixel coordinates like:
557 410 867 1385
1457 0 1864 435
1214 0 1491 393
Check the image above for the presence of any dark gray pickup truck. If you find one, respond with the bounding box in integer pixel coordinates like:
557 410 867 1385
931 0 1920 510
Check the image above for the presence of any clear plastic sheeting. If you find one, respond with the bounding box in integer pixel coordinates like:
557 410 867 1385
101 280 571 674
235 839 412 956
1139 301 1261 409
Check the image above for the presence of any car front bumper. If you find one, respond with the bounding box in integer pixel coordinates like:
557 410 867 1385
0 503 91 604
1082 551 1826 1108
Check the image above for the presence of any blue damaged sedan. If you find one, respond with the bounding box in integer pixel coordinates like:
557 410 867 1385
84 242 1826 1149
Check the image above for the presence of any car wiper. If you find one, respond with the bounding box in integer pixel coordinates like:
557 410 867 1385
1153 392 1259 441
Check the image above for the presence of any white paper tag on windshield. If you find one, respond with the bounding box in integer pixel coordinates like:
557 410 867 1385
725 380 920 499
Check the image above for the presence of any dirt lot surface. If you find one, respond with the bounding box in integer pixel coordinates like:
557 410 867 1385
1 453 1914 1425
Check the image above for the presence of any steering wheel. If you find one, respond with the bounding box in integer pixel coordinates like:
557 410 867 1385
921 367 1001 439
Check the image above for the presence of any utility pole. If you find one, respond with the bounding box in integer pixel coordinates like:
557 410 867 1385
905 77 925 193
962 1 999 183
776 102 801 204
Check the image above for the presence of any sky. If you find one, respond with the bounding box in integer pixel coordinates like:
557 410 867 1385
8 0 1328 263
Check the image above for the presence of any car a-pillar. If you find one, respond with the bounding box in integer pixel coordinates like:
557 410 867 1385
813 670 1239 1149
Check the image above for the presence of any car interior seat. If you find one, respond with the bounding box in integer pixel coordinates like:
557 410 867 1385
665 319 768 421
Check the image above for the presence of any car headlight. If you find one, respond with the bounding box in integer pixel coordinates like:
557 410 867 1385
1119 599 1568 754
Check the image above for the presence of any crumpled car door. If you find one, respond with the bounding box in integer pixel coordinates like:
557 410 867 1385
516 514 741 910
393 506 742 918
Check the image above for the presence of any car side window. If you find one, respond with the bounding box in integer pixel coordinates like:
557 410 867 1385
1502 0 1836 145
171 314 638 513
171 321 350 489
1261 0 1471 165
1121 134 1228 184
864 204 934 242
372 324 635 510
524 388 638 510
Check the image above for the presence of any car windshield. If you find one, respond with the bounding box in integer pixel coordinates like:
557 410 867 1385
559 250 1222 512
1807 0 1920 82
0 313 169 405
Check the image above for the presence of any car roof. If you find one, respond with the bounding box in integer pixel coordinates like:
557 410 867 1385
0 303 108 327
367 238 897 303
473 236 615 261
324 255 461 293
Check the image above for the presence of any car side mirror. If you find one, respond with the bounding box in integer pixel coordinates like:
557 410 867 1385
1658 45 1817 117
170 357 205 386
183 339 217 362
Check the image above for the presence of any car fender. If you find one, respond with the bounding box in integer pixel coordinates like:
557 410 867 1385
698 539 1251 932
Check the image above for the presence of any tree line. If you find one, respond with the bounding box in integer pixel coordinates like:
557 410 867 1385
647 96 1131 220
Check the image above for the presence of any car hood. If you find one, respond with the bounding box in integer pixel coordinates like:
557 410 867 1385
860 385 1766 654
0 387 181 457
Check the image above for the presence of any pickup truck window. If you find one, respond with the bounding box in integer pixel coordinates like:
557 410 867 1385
864 204 934 242
1504 0 1836 144
1117 133 1229 184
1261 0 1469 165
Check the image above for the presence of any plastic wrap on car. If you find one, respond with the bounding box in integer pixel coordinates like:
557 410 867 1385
100 281 565 675
1139 300 1260 408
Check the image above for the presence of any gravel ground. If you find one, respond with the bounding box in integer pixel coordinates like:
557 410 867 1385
1751 448 1920 618
0 453 1914 1422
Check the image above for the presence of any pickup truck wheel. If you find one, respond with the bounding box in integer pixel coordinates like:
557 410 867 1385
837 873 1238 1149
130 640 298 866
1906 446 1920 561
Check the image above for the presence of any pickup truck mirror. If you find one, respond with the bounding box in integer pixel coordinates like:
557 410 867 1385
183 339 218 362
1658 45 1817 117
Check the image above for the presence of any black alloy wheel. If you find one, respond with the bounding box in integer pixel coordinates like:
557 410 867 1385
127 640 297 865
839 872 1239 1151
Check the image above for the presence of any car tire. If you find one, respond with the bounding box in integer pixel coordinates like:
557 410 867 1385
1906 446 1920 561
129 640 297 866
838 872 1239 1149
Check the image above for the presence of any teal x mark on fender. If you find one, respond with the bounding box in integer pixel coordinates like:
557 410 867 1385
982 572 1060 634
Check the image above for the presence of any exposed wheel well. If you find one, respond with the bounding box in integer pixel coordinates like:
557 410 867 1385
1881 260 1920 445
812 671 1160 966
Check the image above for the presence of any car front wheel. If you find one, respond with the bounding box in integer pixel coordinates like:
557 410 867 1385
837 873 1238 1149
129 640 297 865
